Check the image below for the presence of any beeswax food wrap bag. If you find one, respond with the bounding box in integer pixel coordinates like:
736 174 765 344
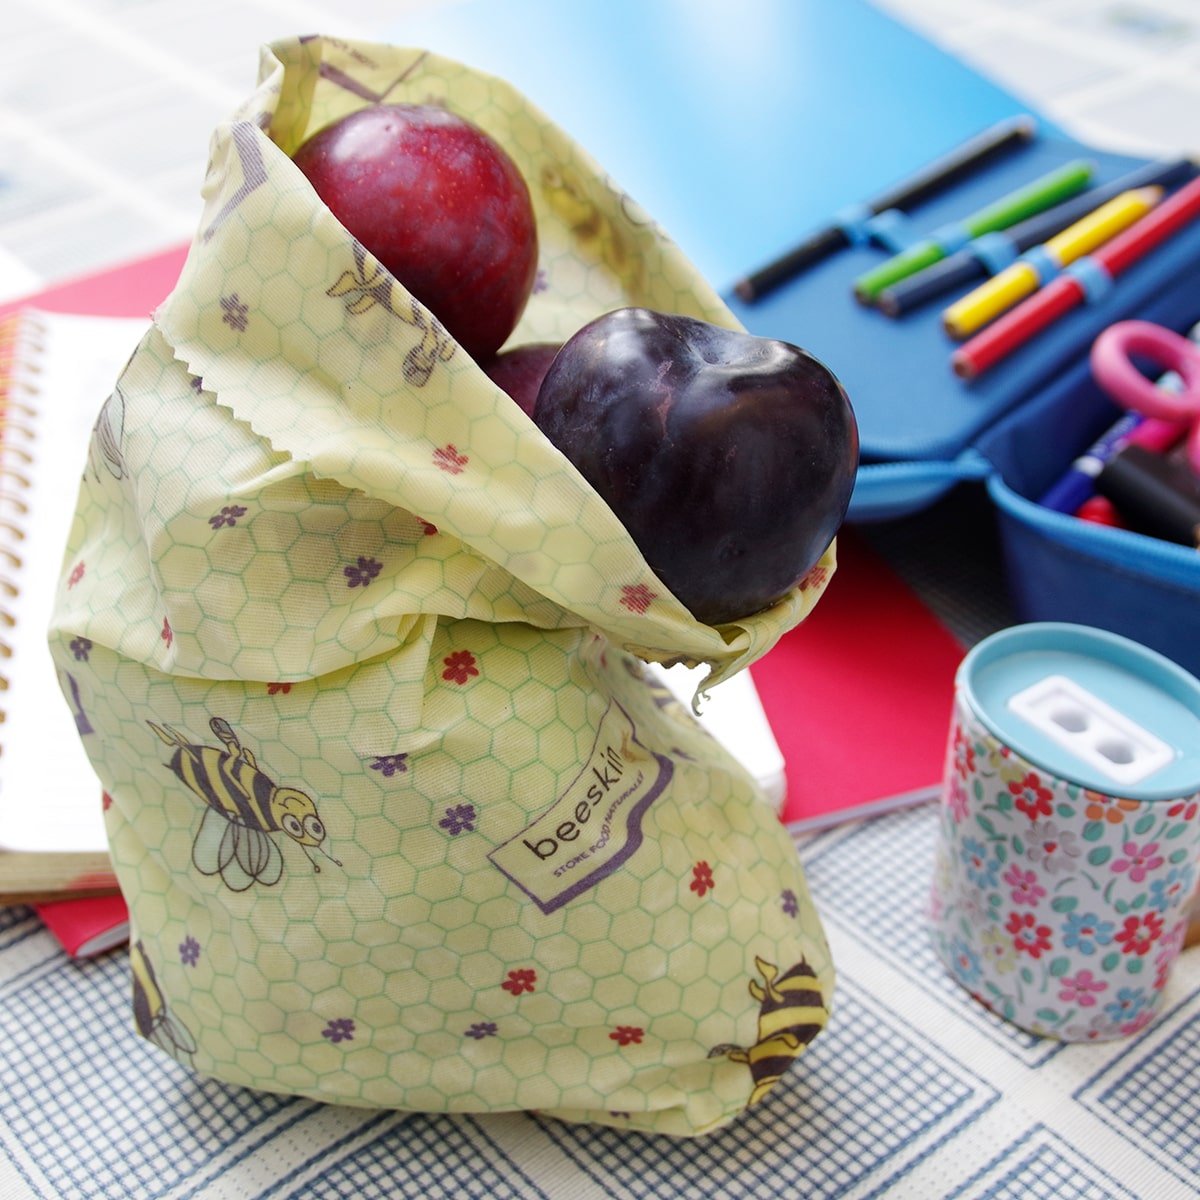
49 36 836 1138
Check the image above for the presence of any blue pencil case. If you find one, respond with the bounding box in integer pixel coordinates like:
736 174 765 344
724 128 1200 676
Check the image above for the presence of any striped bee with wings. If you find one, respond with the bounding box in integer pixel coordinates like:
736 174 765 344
708 955 829 1106
149 717 339 892
130 940 196 1064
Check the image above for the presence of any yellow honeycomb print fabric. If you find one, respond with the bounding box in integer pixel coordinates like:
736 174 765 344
48 35 835 1138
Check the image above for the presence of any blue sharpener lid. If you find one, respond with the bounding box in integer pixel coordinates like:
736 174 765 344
959 623 1200 801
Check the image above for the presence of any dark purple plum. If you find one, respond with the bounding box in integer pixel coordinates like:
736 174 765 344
533 307 858 625
482 342 562 417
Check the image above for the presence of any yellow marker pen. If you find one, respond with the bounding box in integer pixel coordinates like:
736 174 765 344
943 185 1164 340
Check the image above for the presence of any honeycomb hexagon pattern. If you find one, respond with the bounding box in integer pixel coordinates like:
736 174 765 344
49 35 836 1139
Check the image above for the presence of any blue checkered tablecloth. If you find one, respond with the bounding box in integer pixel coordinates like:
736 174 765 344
3 804 1198 1199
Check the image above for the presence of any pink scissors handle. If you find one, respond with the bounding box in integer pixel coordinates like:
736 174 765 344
1091 320 1200 472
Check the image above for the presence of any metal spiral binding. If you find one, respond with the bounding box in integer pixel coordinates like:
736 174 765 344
0 311 45 730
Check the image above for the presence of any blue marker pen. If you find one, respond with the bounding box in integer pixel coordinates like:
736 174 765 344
1038 410 1146 514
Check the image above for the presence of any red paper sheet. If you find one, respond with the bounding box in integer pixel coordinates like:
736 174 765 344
751 528 965 828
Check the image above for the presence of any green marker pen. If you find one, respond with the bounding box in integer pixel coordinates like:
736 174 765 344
853 159 1095 304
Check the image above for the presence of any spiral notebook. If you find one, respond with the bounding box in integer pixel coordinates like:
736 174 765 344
0 308 148 900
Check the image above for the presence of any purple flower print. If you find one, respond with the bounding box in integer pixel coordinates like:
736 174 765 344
344 556 382 588
532 267 549 294
464 1021 498 1039
1058 969 1107 1008
69 637 93 662
220 293 249 331
1002 864 1045 906
369 754 408 778
780 889 798 918
439 804 477 836
322 1017 355 1044
179 936 201 967
208 504 247 530
1111 840 1165 884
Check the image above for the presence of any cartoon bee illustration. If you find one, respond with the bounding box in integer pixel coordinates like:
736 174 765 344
148 717 339 892
130 939 196 1064
708 955 829 1106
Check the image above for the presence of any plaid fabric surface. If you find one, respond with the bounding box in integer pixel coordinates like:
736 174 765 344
3 804 1198 1198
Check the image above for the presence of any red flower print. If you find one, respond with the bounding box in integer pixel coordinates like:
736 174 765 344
799 564 829 591
161 617 173 649
419 519 438 536
433 444 468 474
502 968 537 996
1115 911 1164 957
1006 910 1052 958
620 583 656 614
690 861 714 897
610 1025 644 1047
1168 799 1198 821
68 561 85 588
1009 771 1053 821
442 650 479 685
102 791 113 812
267 682 292 695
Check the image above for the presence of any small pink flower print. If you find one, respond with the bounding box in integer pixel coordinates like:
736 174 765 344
946 775 969 823
1058 969 1107 1007
1121 1009 1155 1037
344 556 382 588
1115 911 1163 957
1112 840 1165 884
433 444 468 474
1003 864 1045 907
68 561 85 588
610 1026 644 1047
952 727 976 778
1006 911 1052 959
442 650 479 685
267 681 292 695
690 861 714 897
620 583 656 614
102 791 113 812
220 293 249 331
799 564 829 592
1009 771 1053 820
161 617 173 649
502 968 537 996
322 1017 355 1044
208 504 247 530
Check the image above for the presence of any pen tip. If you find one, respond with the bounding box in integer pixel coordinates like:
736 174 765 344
952 353 976 381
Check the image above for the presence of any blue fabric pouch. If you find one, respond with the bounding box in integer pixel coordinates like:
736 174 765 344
724 131 1200 675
